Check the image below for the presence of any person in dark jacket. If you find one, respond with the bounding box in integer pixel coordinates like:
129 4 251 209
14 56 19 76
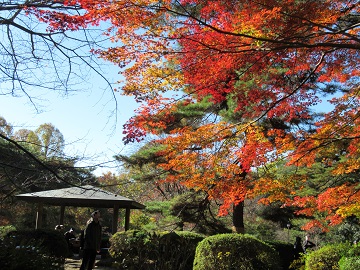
293 236 304 259
80 210 102 270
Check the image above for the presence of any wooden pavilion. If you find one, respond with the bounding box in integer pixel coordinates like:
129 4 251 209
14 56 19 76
16 185 145 234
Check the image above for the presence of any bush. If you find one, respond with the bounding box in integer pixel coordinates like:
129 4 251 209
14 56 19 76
266 240 294 270
109 230 151 269
193 233 281 270
305 243 351 270
0 225 16 240
4 229 69 257
0 229 68 270
338 257 360 270
155 231 205 270
338 244 360 270
109 230 204 270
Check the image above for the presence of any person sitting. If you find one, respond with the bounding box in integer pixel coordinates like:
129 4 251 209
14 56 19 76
55 224 64 232
303 235 316 253
64 228 76 253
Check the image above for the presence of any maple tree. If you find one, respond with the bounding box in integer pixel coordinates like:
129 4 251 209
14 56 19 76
16 1 360 231
116 140 232 233
117 1 359 232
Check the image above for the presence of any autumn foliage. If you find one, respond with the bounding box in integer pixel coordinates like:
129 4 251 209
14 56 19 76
25 0 360 230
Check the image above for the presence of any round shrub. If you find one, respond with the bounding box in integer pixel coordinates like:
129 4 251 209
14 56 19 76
156 231 205 270
266 240 294 270
338 244 360 270
109 230 204 270
338 256 360 270
0 225 16 240
109 230 152 268
193 233 281 270
0 229 67 270
5 229 69 258
346 244 360 257
305 243 351 270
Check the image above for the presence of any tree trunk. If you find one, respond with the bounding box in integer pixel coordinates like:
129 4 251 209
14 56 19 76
232 201 245 234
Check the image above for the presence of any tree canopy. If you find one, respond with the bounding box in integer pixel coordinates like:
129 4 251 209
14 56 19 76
0 117 96 197
0 116 98 226
3 0 360 231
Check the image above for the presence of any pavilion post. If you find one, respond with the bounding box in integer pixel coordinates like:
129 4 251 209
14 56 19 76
16 185 145 233
125 207 130 231
112 204 119 234
36 203 43 229
59 205 65 225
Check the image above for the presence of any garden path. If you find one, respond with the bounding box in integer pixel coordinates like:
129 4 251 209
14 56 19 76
65 254 116 270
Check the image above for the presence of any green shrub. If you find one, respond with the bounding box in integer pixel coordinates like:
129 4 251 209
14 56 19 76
346 244 360 257
338 257 360 270
109 230 204 270
155 231 205 270
0 229 67 270
193 233 281 270
109 230 151 269
305 243 351 270
338 244 360 270
266 240 294 270
0 225 16 240
4 229 69 258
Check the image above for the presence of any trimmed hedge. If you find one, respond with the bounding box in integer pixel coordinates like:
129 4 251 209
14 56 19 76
266 240 294 270
5 229 69 257
305 243 351 270
0 229 68 270
0 225 16 240
109 230 204 270
193 233 281 270
338 244 360 270
109 230 151 269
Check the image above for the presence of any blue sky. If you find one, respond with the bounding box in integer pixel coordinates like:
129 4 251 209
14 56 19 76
0 6 339 178
0 10 142 175
0 82 336 176
0 72 139 176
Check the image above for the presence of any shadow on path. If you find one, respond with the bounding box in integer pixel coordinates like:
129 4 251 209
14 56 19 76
65 254 116 270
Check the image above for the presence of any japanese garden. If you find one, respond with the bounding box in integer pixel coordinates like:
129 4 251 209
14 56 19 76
0 1 359 269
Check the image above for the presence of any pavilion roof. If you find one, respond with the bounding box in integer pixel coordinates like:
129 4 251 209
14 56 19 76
16 185 145 209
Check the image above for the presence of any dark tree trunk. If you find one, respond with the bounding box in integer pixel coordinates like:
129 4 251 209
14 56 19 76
232 201 245 234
